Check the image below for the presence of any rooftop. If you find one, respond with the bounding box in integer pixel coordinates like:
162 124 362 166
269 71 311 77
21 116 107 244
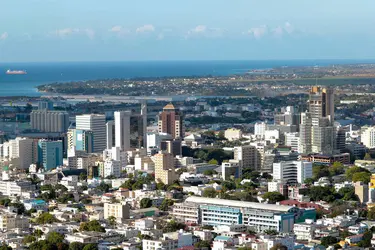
184 196 295 213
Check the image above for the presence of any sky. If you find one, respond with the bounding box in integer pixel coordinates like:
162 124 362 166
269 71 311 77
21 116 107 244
1 0 375 62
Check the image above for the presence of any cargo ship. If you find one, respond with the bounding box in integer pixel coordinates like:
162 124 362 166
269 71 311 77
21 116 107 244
6 69 27 75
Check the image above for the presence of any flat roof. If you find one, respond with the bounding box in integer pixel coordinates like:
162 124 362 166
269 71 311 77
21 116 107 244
185 196 294 213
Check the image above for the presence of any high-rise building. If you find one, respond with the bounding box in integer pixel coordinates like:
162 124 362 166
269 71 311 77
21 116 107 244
309 86 334 122
274 106 300 126
114 111 131 150
222 160 242 181
284 132 300 152
30 110 69 133
76 114 106 153
361 126 375 149
299 87 335 154
233 145 258 170
0 137 37 169
38 140 63 170
67 129 94 153
158 103 184 139
106 120 115 150
273 161 312 184
154 151 176 185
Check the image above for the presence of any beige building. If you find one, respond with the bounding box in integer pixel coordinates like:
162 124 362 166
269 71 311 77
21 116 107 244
103 203 130 222
224 128 242 141
354 181 369 204
0 213 29 230
234 145 259 170
154 152 176 185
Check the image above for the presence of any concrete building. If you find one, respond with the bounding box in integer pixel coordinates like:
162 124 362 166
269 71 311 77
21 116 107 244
354 181 369 204
255 122 267 138
103 159 121 178
173 196 315 232
154 152 176 185
158 103 184 139
224 128 242 141
0 180 35 197
284 132 300 152
222 160 242 181
361 126 375 149
76 114 106 153
300 87 335 155
0 213 29 230
104 203 130 222
67 129 94 154
114 111 131 150
38 140 63 170
233 145 258 170
273 161 312 184
0 137 36 169
30 110 69 133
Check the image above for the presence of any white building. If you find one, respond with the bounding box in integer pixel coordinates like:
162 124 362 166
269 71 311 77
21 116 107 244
255 122 267 138
0 180 35 197
103 159 121 178
76 114 106 153
361 126 375 149
222 160 242 181
224 128 242 141
30 110 69 133
293 220 316 240
114 111 131 150
0 137 35 169
273 161 312 184
285 132 300 152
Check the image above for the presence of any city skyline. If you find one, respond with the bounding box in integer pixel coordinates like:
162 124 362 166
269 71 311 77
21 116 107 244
1 0 375 62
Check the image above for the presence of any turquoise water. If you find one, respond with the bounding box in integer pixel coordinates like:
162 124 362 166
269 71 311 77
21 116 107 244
0 60 374 96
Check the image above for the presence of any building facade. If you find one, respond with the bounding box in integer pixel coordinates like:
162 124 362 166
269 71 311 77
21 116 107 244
76 114 106 153
158 103 184 139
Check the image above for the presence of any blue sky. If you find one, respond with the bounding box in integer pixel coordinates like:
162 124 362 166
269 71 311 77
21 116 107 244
1 0 375 62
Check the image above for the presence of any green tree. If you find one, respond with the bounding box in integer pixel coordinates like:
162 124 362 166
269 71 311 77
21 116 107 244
107 216 116 226
307 186 336 202
194 240 211 249
364 153 372 160
329 162 345 176
345 166 370 181
163 220 185 233
0 245 12 250
218 131 225 140
82 244 98 250
320 236 339 247
222 181 236 190
79 220 105 232
202 188 217 198
159 199 174 211
33 229 44 238
22 235 37 244
46 232 65 245
338 187 358 201
352 172 371 183
0 198 11 207
79 173 87 181
368 207 375 220
156 182 166 190
140 198 153 208
203 169 217 176
8 202 25 215
304 178 314 185
208 159 218 165
262 192 285 204
264 229 278 235
96 182 110 193
36 212 59 224
312 165 330 179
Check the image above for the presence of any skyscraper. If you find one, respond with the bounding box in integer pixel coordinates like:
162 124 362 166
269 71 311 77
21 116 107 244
30 111 69 133
76 114 106 153
67 129 94 153
158 103 184 139
300 87 335 154
38 140 63 170
114 111 131 150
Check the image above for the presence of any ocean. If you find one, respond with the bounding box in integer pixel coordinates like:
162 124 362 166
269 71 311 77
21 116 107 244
0 59 374 97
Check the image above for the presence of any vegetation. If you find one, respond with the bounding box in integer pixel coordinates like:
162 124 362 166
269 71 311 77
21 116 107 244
320 236 339 247
140 198 153 209
262 192 285 204
163 220 185 233
194 240 211 249
202 188 217 198
35 212 59 224
79 220 105 232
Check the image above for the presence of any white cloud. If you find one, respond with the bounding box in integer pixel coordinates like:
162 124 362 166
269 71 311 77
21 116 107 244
109 25 130 37
284 22 294 34
157 33 164 40
245 25 268 39
0 32 8 40
190 25 207 34
186 25 224 38
136 24 155 33
272 26 284 37
51 28 95 39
